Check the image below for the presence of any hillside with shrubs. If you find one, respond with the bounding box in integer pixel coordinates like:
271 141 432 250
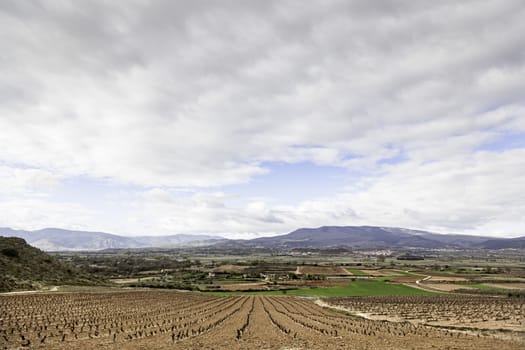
0 237 104 292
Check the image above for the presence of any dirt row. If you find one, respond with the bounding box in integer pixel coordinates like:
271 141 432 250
326 295 525 332
1 291 523 349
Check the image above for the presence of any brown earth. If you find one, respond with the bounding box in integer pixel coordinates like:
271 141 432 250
326 295 525 335
1 291 524 349
391 276 420 283
483 283 525 290
417 283 475 292
428 276 469 282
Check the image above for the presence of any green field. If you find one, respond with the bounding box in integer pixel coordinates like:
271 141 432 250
346 268 371 276
203 280 435 297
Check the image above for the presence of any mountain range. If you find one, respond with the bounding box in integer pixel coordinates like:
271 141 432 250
0 227 222 251
1 226 524 251
235 226 525 250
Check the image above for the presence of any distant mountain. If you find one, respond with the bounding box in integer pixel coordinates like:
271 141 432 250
0 227 223 251
0 237 104 291
475 236 525 249
1 226 521 251
231 226 518 250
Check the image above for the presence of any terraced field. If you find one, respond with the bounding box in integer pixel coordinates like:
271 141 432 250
1 291 523 349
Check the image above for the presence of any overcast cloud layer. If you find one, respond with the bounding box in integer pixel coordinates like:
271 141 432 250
1 0 524 238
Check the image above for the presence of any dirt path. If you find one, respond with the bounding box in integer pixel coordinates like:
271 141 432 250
402 275 452 293
0 286 58 295
0 290 41 295
416 275 432 284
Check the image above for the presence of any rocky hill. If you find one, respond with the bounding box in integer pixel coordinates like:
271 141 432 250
0 237 104 292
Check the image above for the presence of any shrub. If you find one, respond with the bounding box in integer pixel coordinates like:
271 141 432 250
1 247 19 258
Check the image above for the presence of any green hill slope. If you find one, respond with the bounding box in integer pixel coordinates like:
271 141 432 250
0 236 105 292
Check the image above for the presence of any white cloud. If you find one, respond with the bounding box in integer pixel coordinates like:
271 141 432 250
0 198 95 231
0 0 524 236
292 148 525 237
0 166 61 194
118 147 525 237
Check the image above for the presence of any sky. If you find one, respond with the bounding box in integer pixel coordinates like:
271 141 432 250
1 0 524 239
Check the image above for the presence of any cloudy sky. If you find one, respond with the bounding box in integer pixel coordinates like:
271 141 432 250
1 0 524 238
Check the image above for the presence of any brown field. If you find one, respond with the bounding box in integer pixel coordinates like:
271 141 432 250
326 295 525 333
417 283 475 292
427 276 468 282
483 283 525 290
360 269 406 277
1 291 524 349
391 276 420 283
296 266 350 275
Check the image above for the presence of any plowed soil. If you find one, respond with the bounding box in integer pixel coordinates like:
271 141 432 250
326 295 525 333
1 291 523 349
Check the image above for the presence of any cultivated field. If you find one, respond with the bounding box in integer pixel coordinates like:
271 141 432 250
296 265 350 275
1 291 523 349
326 295 525 332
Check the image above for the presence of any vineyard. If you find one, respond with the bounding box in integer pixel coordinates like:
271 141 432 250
1 291 523 349
327 295 525 332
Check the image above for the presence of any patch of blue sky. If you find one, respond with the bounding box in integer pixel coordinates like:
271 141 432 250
376 143 406 165
377 152 407 165
50 176 142 232
221 161 351 205
475 131 525 152
0 160 41 169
